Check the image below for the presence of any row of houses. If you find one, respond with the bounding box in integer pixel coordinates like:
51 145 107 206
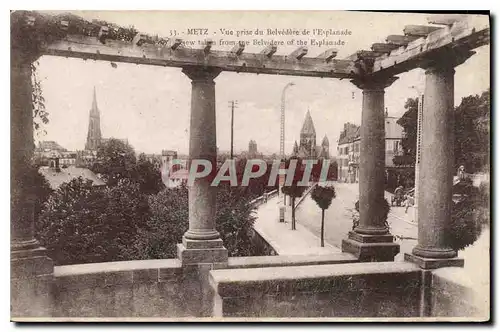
337 111 405 183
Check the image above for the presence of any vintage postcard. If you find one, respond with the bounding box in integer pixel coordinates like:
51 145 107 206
10 10 490 321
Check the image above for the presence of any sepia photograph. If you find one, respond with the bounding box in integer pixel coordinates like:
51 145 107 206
9 9 490 322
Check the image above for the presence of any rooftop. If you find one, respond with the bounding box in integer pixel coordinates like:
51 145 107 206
39 166 106 190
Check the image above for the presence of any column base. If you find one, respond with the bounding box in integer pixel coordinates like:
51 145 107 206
177 237 228 266
11 245 54 279
11 245 54 317
341 231 400 262
404 253 464 270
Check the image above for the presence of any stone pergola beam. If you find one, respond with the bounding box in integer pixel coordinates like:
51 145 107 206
403 25 443 37
371 15 489 77
427 14 467 26
289 46 308 60
260 45 277 57
385 35 420 47
42 35 358 78
230 41 245 56
316 48 338 63
371 43 399 54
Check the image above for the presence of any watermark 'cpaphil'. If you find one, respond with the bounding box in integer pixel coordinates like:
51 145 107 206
162 158 331 187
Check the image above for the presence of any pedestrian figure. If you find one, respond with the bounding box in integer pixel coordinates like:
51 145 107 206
458 165 466 181
404 194 410 213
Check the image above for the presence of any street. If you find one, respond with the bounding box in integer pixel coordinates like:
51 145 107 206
294 182 418 261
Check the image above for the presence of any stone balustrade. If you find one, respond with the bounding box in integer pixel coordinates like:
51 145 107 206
11 255 487 320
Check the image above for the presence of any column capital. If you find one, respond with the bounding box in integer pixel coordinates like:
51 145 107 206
350 75 399 91
420 47 476 73
182 66 222 83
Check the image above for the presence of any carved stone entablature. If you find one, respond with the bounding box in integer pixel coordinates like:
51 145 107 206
419 46 476 72
350 75 399 91
352 50 380 76
182 66 222 83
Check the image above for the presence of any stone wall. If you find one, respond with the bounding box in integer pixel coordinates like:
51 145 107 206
211 261 422 318
52 259 203 318
430 267 489 320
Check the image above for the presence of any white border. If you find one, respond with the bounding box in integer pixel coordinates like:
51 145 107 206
1 1 496 331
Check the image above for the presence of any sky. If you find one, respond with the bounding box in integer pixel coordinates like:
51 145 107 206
35 11 490 156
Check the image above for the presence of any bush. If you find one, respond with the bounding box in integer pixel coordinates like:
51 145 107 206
352 198 390 231
446 180 489 251
447 198 482 251
37 178 150 265
132 183 257 259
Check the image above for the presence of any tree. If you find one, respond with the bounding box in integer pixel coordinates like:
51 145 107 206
132 183 257 259
394 97 418 166
453 89 490 173
37 177 150 265
132 153 165 195
31 166 53 223
311 184 336 247
281 157 306 230
395 90 491 173
92 138 137 186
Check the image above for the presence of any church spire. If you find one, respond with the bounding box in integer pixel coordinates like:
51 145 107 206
85 87 102 151
300 109 316 136
91 86 99 116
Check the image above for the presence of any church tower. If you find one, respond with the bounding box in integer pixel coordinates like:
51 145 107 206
299 110 316 158
85 87 102 151
320 135 330 159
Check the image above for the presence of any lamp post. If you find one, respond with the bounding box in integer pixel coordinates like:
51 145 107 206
280 82 295 159
409 85 424 224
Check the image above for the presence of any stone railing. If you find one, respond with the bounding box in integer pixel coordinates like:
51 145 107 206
51 258 203 318
14 254 489 319
211 261 423 318
248 189 278 208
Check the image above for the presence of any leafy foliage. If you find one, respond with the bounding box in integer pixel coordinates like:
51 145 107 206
394 97 418 166
281 157 307 230
395 90 490 173
92 138 137 186
37 178 150 265
453 89 490 173
132 184 257 259
233 158 278 200
311 184 336 247
446 179 489 251
311 185 336 210
31 61 49 135
31 166 53 222
352 198 390 231
133 153 165 195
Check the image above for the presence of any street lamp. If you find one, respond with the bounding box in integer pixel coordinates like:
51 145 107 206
409 85 424 224
279 82 295 209
280 82 295 159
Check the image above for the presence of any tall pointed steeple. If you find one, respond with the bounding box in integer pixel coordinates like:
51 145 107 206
300 109 316 136
292 140 299 155
85 87 102 151
91 86 99 115
322 135 329 147
299 109 317 158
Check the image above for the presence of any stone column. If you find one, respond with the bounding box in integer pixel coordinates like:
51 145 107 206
11 48 54 316
177 66 227 266
342 76 400 262
405 49 475 269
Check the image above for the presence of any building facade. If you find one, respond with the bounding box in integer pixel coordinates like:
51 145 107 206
337 112 404 183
